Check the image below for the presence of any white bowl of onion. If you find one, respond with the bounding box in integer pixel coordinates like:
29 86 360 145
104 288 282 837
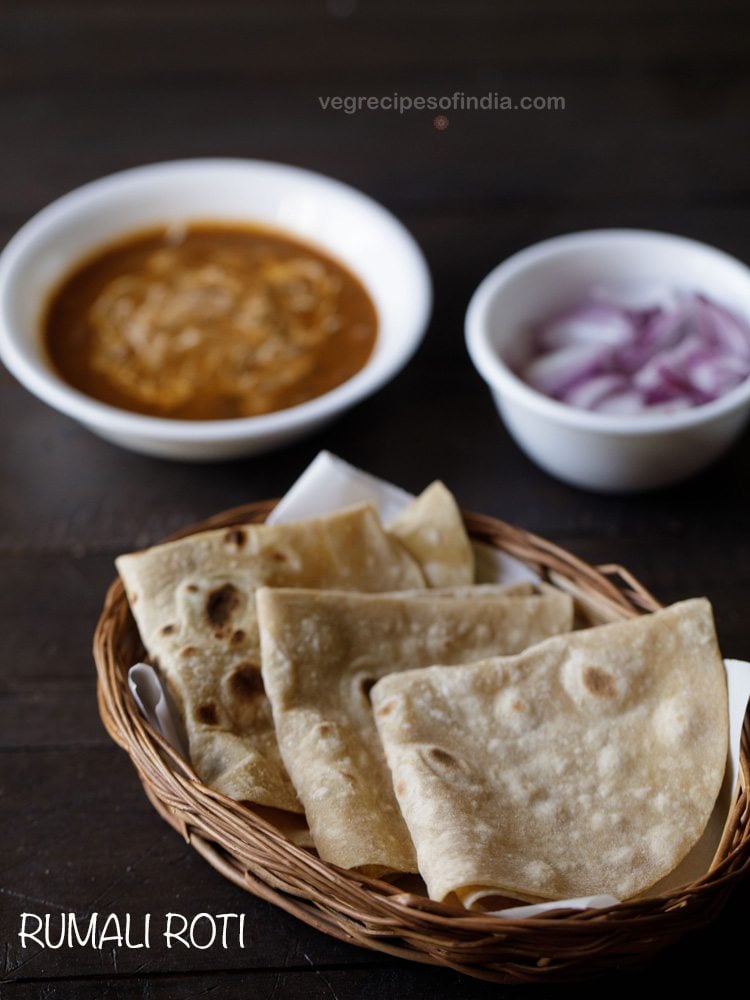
465 229 750 492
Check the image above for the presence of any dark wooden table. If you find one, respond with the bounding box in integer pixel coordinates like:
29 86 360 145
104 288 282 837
2 2 749 996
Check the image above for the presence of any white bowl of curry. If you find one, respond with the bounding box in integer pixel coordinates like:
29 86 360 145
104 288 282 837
0 159 431 460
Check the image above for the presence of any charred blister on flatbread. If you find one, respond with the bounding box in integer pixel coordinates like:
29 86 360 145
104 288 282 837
228 662 265 701
205 583 242 637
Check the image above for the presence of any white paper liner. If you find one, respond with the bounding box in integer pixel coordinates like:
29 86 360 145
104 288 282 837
128 662 188 758
267 450 414 526
495 895 621 918
123 450 750 915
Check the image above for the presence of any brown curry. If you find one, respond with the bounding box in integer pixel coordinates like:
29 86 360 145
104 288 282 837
43 223 378 420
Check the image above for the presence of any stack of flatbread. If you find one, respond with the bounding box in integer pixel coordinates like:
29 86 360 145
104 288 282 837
118 482 728 904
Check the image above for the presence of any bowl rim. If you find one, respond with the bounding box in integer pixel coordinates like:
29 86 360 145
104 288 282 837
0 157 432 442
465 227 750 438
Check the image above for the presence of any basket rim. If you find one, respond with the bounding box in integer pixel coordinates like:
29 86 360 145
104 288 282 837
93 499 750 981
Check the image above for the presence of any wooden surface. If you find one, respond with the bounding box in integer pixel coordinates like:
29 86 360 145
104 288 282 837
2 1 750 995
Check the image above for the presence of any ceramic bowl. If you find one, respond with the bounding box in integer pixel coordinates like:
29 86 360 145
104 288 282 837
0 159 432 460
465 229 750 492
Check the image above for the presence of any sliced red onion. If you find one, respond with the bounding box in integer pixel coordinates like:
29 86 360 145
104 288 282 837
538 304 632 350
519 288 750 417
687 354 750 396
523 343 612 396
562 374 627 410
638 397 694 415
696 295 750 359
616 308 691 374
631 332 706 396
593 389 646 416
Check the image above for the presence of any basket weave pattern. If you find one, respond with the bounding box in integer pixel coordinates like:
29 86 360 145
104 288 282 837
94 502 750 983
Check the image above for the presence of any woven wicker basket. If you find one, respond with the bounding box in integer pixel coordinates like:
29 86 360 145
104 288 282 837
94 501 750 984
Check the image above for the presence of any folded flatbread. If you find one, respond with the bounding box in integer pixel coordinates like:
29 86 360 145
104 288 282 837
387 481 474 587
116 503 425 814
258 587 574 873
372 598 728 904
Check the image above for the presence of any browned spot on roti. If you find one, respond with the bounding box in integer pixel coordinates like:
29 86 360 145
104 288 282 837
231 629 246 645
421 745 472 784
228 662 264 700
224 528 246 547
376 699 396 718
180 645 197 658
196 703 219 725
427 747 460 770
338 770 356 786
316 722 333 737
584 666 617 698
206 583 240 628
512 700 526 713
395 780 407 796
271 551 287 563
160 623 175 636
